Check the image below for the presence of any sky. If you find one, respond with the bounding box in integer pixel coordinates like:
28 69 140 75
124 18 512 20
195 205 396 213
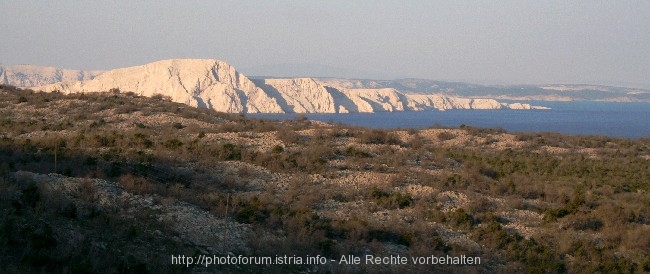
1 1 649 87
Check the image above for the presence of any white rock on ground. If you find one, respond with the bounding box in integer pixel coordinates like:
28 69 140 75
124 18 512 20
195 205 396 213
13 171 251 253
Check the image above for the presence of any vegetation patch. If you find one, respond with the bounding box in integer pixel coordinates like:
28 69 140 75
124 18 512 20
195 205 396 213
0 86 648 273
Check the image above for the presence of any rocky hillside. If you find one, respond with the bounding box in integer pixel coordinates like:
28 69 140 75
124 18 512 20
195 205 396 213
30 59 547 113
318 78 650 102
1 87 648 273
35 59 285 113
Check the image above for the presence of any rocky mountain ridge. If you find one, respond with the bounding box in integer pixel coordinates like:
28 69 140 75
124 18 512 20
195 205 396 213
1 64 104 87
318 78 650 102
24 59 547 113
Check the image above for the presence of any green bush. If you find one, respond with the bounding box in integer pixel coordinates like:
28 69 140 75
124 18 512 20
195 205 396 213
437 131 457 141
216 143 242 161
164 138 183 150
371 188 413 209
359 129 401 145
271 145 284 154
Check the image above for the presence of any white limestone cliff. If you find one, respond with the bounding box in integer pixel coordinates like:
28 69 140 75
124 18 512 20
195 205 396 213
506 102 550 110
259 78 337 113
341 88 408 112
29 59 547 113
36 59 284 113
0 64 104 87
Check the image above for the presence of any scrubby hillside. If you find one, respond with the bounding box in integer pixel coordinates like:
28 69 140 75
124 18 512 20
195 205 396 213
1 85 649 273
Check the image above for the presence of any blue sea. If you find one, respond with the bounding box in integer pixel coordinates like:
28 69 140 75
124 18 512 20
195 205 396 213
250 101 650 139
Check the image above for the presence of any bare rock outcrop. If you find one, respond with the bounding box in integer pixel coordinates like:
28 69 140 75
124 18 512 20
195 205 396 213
258 78 337 113
28 59 547 113
36 59 284 113
13 171 251 253
1 64 104 87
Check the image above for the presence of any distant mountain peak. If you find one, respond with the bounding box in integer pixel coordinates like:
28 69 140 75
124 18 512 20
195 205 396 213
0 64 104 87
35 58 284 113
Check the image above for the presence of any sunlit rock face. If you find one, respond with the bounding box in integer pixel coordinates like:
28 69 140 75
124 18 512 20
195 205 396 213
36 59 284 113
31 59 546 113
1 64 104 87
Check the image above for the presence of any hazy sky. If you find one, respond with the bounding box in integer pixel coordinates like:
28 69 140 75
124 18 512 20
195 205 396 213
1 1 649 86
